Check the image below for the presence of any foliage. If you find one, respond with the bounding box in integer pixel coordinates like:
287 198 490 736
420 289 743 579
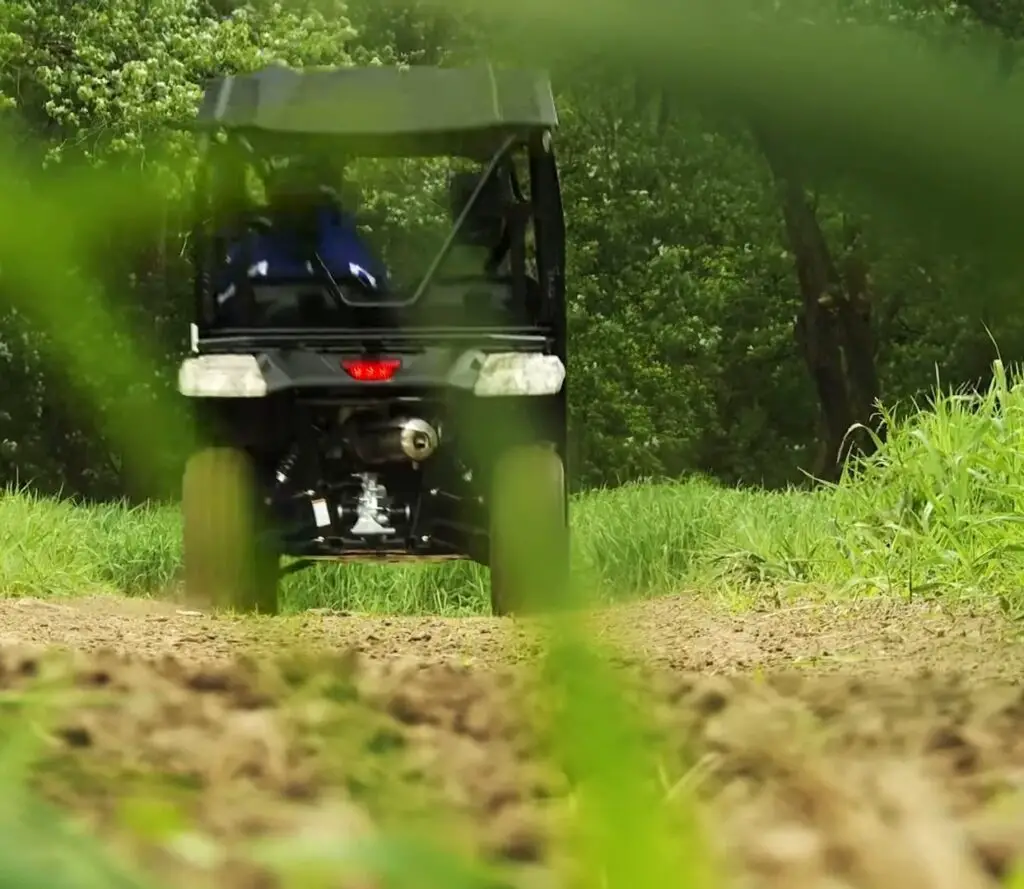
0 0 1022 497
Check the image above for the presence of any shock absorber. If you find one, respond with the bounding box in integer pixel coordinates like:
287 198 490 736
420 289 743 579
270 442 330 532
275 445 300 487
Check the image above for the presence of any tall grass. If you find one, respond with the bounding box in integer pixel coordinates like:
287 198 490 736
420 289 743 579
4 361 1024 615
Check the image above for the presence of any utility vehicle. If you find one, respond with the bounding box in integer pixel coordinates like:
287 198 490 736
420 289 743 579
178 63 568 615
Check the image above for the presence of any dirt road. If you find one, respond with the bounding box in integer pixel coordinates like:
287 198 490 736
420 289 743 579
2 592 1023 889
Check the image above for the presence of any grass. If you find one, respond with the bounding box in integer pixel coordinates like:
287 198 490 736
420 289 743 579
4 360 1024 617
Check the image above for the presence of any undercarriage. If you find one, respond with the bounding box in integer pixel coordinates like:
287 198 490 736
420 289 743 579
254 399 487 567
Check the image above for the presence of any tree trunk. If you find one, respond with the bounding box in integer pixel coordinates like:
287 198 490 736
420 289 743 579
755 127 882 481
837 218 884 448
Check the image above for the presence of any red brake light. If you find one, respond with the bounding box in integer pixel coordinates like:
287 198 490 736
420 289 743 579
342 357 401 382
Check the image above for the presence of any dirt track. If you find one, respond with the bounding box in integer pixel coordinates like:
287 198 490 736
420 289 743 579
3 593 1024 888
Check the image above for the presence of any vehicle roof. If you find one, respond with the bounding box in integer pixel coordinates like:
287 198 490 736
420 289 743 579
193 63 558 157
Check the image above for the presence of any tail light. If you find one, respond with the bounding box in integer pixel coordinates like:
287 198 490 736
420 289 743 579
342 357 401 382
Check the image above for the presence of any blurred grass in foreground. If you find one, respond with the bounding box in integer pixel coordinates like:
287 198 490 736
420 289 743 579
444 0 1024 268
5 360 1024 615
5 0 1024 884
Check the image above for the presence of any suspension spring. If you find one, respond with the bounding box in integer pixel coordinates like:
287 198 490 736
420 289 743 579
275 445 300 486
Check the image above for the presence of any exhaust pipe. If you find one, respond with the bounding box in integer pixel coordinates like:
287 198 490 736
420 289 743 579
348 416 440 464
394 417 439 461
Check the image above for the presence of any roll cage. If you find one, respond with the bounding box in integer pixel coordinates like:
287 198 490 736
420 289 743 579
187 64 566 351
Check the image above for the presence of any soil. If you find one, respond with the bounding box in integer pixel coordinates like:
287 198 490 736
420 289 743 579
1 591 1023 888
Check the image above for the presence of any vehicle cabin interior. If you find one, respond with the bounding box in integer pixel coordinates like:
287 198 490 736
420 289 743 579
199 141 544 331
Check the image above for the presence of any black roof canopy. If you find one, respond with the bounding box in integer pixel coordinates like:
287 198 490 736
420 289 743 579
193 63 558 157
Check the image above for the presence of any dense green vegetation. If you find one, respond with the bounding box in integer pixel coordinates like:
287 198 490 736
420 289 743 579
2 0 1024 501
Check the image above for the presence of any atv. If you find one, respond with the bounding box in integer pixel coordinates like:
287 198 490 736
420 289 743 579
178 63 568 616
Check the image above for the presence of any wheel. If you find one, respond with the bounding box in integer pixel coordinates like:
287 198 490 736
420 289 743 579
182 446 280 614
488 443 568 616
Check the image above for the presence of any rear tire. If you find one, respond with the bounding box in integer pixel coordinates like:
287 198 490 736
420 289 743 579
488 443 568 617
182 447 280 615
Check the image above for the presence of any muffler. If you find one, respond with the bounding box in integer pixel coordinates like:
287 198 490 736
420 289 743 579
347 416 440 464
